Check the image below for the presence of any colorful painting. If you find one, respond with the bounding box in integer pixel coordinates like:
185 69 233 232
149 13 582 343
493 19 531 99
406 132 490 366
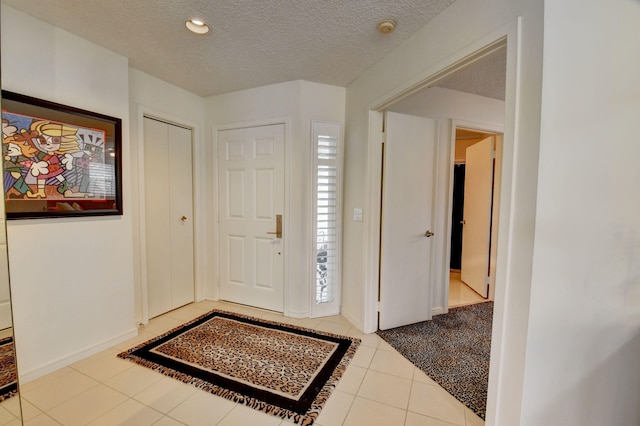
1 91 122 219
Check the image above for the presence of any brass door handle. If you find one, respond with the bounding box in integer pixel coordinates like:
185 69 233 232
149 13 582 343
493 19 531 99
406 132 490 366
181 216 187 222
267 214 283 238
424 230 434 237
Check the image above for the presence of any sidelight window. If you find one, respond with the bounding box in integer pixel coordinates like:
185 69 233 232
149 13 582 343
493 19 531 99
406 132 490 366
310 121 343 317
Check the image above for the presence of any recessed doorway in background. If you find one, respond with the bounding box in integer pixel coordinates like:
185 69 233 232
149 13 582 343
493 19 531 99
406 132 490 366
449 128 503 308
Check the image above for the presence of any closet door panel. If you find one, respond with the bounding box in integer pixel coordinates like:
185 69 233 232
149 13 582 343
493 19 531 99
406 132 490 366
144 118 195 318
168 124 194 307
144 118 172 317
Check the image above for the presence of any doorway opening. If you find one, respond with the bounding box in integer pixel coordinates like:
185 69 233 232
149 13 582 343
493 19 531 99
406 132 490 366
449 128 503 309
374 40 507 420
377 43 507 327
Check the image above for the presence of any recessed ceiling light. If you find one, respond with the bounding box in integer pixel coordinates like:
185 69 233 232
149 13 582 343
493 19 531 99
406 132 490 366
186 19 210 35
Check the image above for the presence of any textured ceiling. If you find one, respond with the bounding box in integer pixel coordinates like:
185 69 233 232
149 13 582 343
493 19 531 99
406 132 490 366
388 46 506 116
2 0 458 97
436 46 507 100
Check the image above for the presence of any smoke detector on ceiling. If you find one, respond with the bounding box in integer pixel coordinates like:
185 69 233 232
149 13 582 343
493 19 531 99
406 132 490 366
377 19 397 34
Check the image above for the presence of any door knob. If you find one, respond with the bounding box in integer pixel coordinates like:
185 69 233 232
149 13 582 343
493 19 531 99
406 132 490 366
424 230 434 237
181 216 187 222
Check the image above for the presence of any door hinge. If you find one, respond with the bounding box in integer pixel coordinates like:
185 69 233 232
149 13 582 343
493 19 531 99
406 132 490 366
381 131 386 144
377 301 381 312
491 150 496 160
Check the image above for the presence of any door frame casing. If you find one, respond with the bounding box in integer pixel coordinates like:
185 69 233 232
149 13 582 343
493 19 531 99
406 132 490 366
364 32 512 333
212 117 293 315
136 105 202 325
362 18 524 425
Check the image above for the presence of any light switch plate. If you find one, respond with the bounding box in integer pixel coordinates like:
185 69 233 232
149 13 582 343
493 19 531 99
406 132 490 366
353 208 363 222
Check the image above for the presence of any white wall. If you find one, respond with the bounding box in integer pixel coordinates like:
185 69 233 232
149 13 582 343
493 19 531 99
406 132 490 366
128 68 207 322
1 5 136 381
342 0 544 424
206 80 345 317
520 1 640 425
388 87 504 313
300 82 347 313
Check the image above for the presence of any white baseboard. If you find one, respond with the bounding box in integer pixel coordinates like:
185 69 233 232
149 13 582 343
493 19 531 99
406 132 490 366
341 309 364 333
286 309 308 319
202 297 309 319
19 327 138 384
432 306 446 316
341 307 446 333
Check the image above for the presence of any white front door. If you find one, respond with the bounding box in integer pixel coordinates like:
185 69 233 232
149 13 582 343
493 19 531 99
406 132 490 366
460 136 494 297
144 117 195 318
379 112 437 330
218 124 285 312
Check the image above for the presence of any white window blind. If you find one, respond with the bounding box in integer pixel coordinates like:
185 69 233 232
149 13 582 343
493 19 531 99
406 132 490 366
311 121 342 317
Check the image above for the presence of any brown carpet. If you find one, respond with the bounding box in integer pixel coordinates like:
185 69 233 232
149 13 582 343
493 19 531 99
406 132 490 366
377 302 493 420
118 310 360 425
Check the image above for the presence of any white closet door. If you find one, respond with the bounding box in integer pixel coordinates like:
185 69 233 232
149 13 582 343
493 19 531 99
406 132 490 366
144 117 194 318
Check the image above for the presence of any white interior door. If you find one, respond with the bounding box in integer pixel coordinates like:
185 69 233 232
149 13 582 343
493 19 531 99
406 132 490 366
218 124 285 312
460 136 493 297
379 112 437 330
144 117 195 318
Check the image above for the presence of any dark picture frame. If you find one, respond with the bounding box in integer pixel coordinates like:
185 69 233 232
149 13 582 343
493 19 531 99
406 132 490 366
1 91 123 219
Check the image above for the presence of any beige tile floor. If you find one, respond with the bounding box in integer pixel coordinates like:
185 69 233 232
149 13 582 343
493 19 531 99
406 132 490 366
448 271 487 308
0 300 485 426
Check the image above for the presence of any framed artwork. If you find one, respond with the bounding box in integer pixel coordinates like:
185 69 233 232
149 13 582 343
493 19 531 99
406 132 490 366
1 91 123 219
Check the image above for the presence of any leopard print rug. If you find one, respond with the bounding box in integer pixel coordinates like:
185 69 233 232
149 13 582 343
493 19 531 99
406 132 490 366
377 302 493 420
119 310 360 425
0 336 18 402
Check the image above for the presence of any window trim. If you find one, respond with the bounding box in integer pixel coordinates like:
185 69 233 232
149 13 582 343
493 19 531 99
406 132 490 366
309 121 343 318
